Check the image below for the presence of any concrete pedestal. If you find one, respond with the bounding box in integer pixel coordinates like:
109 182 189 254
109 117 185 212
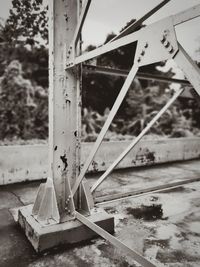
18 205 114 252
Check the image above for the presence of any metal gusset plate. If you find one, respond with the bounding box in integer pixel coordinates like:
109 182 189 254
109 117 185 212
135 17 178 66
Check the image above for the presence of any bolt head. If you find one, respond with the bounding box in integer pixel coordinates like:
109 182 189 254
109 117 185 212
144 42 148 48
164 40 170 48
160 35 166 43
168 45 174 54
137 57 141 63
141 50 145 56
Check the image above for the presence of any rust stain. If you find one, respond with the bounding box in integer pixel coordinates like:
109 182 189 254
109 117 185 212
91 161 98 173
60 154 68 171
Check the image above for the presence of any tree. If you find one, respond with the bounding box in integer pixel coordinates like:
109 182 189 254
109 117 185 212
0 1 48 87
0 60 48 140
3 0 48 46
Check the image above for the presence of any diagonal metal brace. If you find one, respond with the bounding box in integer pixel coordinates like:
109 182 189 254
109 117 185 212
110 0 171 42
174 42 200 96
72 64 139 196
76 212 156 267
90 87 184 193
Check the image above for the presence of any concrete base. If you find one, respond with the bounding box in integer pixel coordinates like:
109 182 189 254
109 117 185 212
18 205 114 252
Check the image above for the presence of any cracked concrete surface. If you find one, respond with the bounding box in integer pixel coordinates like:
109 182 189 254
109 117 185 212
0 159 200 267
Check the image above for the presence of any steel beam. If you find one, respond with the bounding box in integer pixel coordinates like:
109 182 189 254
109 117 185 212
67 4 200 68
69 0 92 49
173 4 200 26
76 212 156 267
83 64 191 86
72 64 139 196
67 31 140 67
95 177 200 204
110 0 171 42
48 0 81 221
91 88 184 193
174 43 200 96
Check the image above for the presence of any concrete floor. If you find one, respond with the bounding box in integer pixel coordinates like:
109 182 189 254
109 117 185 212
0 159 200 267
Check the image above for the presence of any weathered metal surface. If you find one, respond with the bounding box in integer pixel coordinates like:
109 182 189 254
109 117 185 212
0 138 200 185
48 0 81 219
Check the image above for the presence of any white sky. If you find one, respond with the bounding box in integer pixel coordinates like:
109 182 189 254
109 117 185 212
0 0 200 60
82 0 200 59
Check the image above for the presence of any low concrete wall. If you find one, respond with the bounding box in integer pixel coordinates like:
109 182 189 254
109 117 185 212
0 138 200 185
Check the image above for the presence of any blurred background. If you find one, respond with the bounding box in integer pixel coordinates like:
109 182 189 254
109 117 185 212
0 0 200 144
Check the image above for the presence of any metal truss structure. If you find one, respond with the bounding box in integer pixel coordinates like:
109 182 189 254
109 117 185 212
22 1 200 266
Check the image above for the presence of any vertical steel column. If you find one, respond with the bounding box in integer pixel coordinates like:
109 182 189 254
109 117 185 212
49 0 81 221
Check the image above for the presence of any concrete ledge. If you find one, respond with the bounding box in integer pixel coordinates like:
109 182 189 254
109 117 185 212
1 138 200 185
18 205 114 252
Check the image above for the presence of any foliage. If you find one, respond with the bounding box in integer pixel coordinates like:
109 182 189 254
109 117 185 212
0 60 48 140
3 0 48 46
0 0 48 89
0 4 199 142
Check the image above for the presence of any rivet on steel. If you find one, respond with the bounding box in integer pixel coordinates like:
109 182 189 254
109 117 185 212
168 45 174 54
160 35 166 43
163 40 170 48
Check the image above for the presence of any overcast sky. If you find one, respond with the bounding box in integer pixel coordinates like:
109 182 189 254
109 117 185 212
82 0 200 58
0 0 200 59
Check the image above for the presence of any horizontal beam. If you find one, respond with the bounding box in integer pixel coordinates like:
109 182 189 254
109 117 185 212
95 177 200 204
83 64 191 86
110 0 171 42
76 212 156 267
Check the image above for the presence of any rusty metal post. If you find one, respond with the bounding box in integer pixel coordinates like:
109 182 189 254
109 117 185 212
48 0 81 221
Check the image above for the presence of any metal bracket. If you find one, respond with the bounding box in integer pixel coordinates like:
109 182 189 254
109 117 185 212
135 17 178 66
64 176 76 219
32 177 60 225
79 179 94 215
